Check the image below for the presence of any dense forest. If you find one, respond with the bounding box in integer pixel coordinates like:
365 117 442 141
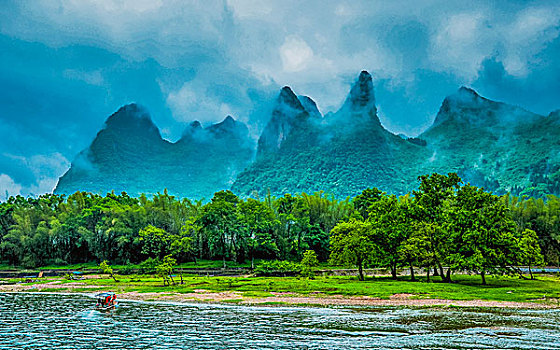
1 173 559 283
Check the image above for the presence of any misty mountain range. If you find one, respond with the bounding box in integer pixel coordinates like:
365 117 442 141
54 71 560 199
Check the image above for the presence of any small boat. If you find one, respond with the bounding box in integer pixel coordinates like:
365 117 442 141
95 292 118 311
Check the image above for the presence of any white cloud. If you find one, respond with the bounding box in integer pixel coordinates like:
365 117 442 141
0 174 22 200
502 6 560 77
2 0 560 195
0 153 70 198
4 0 560 104
166 82 235 124
1 1 231 67
430 12 493 80
8 0 558 115
280 36 314 73
22 153 70 196
428 4 560 80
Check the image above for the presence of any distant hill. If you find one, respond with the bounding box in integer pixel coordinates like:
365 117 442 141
55 72 560 199
233 72 560 198
232 71 426 197
54 104 254 199
418 87 560 196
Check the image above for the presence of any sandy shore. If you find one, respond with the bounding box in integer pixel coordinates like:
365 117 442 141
117 290 556 309
1 280 557 309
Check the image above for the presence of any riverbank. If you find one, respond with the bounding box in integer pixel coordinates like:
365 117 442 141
1 273 559 309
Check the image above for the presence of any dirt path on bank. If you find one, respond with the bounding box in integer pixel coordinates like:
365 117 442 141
1 280 557 309
117 290 556 309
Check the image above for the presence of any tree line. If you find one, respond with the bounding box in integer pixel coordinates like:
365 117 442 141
0 188 352 268
0 173 558 283
331 173 551 283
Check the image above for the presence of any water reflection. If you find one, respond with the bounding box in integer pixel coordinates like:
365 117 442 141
0 293 559 349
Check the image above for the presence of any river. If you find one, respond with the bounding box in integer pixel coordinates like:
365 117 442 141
1 293 559 349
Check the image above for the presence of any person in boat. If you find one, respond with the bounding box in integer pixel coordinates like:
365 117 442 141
96 292 117 308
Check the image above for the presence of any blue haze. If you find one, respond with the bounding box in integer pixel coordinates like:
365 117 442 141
0 0 559 198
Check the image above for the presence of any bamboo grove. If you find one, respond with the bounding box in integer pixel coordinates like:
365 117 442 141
0 173 558 283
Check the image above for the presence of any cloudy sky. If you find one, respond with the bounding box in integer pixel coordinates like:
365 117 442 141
1 0 560 199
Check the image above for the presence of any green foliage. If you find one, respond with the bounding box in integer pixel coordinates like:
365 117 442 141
138 257 160 274
519 229 545 279
353 187 384 219
300 250 319 278
155 255 177 286
1 173 558 286
99 260 112 275
99 260 118 282
139 225 172 260
238 198 277 268
253 260 301 276
504 194 560 265
329 219 378 281
447 185 518 284
412 173 463 282
368 194 414 279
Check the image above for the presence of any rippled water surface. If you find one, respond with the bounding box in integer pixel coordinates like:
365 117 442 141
1 293 560 349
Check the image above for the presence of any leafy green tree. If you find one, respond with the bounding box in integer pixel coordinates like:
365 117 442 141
198 191 240 266
238 198 277 268
171 220 198 263
302 191 353 234
413 173 462 282
329 219 377 281
300 249 319 278
0 200 16 251
353 187 384 219
139 225 173 260
273 194 309 260
398 222 433 282
302 192 353 261
99 260 118 282
368 194 414 279
448 184 518 284
519 228 544 279
156 255 176 286
505 194 560 265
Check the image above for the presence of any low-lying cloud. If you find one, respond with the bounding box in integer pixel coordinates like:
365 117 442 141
1 0 559 198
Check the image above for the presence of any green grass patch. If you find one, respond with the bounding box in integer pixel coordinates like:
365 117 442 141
36 288 67 292
4 272 559 305
222 299 243 304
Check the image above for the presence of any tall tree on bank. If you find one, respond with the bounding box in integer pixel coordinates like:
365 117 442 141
329 219 378 281
198 191 240 267
238 198 277 268
519 228 545 280
448 184 518 284
413 173 462 282
368 194 414 279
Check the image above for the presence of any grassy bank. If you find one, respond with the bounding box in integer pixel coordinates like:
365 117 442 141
2 272 560 308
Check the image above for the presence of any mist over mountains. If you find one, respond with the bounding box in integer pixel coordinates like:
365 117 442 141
55 104 254 199
55 71 560 199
